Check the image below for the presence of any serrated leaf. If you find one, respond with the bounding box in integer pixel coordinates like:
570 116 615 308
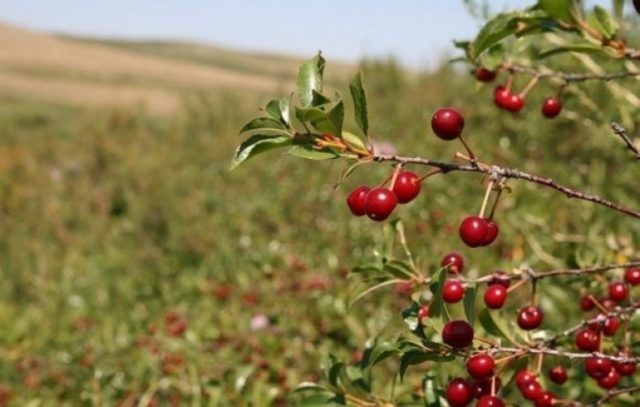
297 53 325 108
463 284 477 324
342 131 367 152
349 73 368 135
469 12 520 61
295 101 344 135
265 100 281 121
312 90 332 106
428 268 448 319
239 117 287 134
538 43 605 59
287 145 338 161
537 0 580 22
327 100 344 136
230 135 293 170
478 309 517 345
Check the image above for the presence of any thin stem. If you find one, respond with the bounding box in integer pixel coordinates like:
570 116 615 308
458 135 475 160
478 180 494 218
487 188 502 220
519 74 540 98
418 168 442 183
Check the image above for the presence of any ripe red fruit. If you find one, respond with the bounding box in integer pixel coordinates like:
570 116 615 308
442 320 474 349
395 281 413 298
481 219 499 246
445 378 473 407
392 171 421 203
614 352 637 376
431 108 465 140
487 271 511 288
517 305 543 330
624 267 640 285
575 329 600 352
443 279 465 303
364 188 397 221
346 185 370 216
548 365 568 385
534 392 556 407
470 377 501 399
477 396 505 407
466 354 495 379
484 284 507 309
505 93 525 112
441 252 465 274
580 295 595 311
459 216 489 248
475 67 496 83
601 298 616 310
603 316 621 337
609 281 628 302
494 86 511 109
585 357 613 380
418 305 430 324
520 380 543 401
515 369 537 390
597 368 620 389
541 97 562 118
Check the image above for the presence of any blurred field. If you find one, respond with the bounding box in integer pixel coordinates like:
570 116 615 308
0 23 639 405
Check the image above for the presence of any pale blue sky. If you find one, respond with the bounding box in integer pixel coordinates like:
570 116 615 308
0 1 612 69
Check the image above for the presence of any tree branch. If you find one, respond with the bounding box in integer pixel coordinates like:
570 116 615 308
372 154 640 220
507 63 640 83
611 122 640 160
593 385 640 406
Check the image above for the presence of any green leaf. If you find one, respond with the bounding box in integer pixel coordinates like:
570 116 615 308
538 43 605 58
589 6 618 39
402 303 420 331
383 260 415 279
295 101 344 135
287 145 338 161
279 94 292 127
342 131 368 153
325 354 344 389
239 117 287 134
312 90 332 107
468 12 520 61
463 284 477 324
399 350 454 380
537 0 580 22
428 268 448 319
230 135 293 170
265 100 281 121
478 309 517 345
297 53 326 108
327 100 344 136
349 73 368 135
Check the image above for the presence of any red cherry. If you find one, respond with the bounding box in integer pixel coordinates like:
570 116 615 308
603 317 621 337
614 352 637 376
494 86 511 109
505 93 525 112
395 281 413 298
597 368 620 389
459 216 489 248
609 281 628 302
364 188 397 221
443 279 465 303
466 354 495 379
476 396 505 407
442 320 474 349
445 378 473 407
481 219 499 246
475 67 496 83
346 185 370 216
441 252 465 274
541 97 562 118
588 316 603 333
484 284 507 309
431 108 465 140
624 267 640 285
548 365 568 385
534 392 556 407
520 380 543 401
600 298 616 310
575 329 600 352
585 357 613 380
418 305 430 324
392 171 421 204
580 295 595 311
515 369 537 390
517 305 543 330
470 377 501 399
487 271 511 288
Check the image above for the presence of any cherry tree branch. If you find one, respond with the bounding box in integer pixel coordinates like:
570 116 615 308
611 122 640 160
486 345 640 364
507 63 640 83
372 154 640 220
593 385 640 406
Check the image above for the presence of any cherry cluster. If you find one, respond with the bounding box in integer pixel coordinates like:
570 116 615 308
347 108 500 249
475 67 562 119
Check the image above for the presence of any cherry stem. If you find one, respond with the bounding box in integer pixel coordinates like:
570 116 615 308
534 352 544 375
519 74 540 98
507 278 528 293
457 135 475 160
590 296 610 314
418 168 442 183
474 336 498 346
487 188 503 220
389 164 403 190
505 74 514 92
531 279 538 306
478 180 495 218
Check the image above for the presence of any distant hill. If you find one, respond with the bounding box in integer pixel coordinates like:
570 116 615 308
0 22 353 114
